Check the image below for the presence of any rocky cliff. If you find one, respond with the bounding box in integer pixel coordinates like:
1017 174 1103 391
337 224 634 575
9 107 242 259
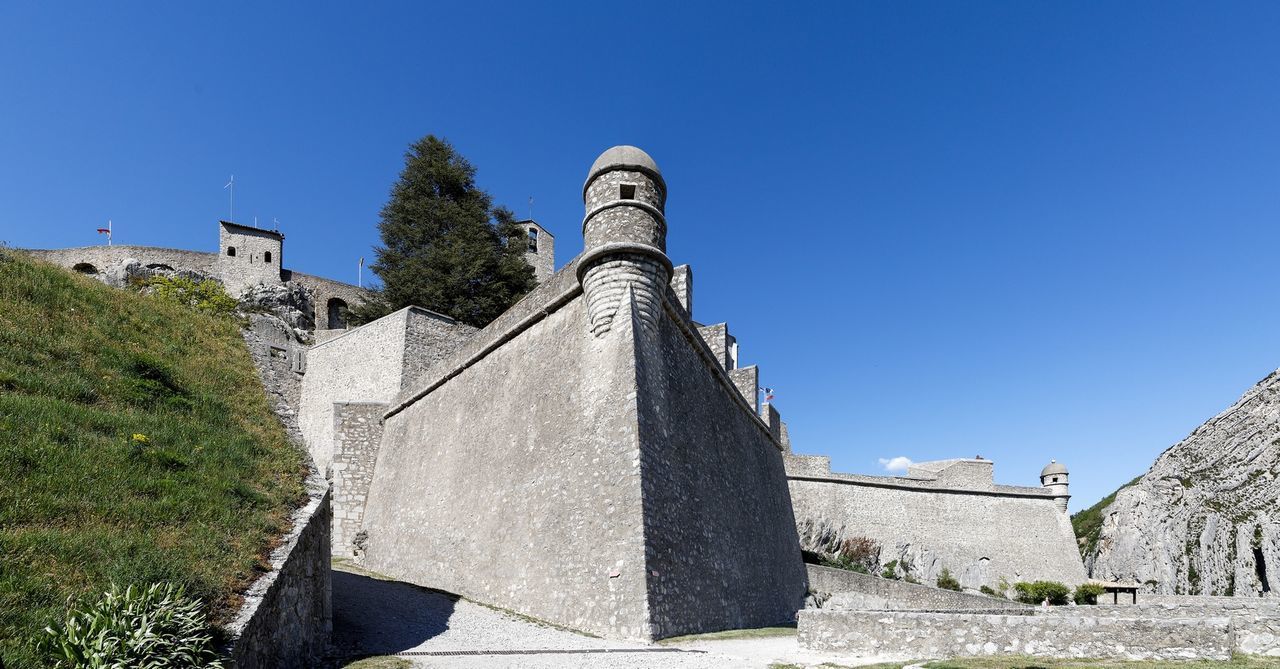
1080 369 1280 596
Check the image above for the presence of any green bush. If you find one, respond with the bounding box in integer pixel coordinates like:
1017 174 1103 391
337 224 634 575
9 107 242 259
1073 582 1106 605
139 275 238 318
41 583 225 668
979 585 1001 598
819 536 880 575
1013 580 1071 605
936 567 961 591
881 559 900 580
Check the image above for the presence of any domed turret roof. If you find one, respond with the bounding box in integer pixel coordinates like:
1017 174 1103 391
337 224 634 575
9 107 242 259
586 145 665 192
1041 460 1069 477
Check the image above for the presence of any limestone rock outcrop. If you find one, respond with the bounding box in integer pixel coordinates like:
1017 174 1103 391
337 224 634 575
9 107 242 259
1084 369 1280 596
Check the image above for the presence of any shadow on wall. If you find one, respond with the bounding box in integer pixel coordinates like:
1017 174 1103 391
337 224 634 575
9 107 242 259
331 569 456 658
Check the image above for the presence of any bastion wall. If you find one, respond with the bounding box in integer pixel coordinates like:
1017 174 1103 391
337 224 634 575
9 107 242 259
787 457 1087 590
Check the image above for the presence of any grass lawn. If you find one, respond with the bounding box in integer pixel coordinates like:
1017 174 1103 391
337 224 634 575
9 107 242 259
0 251 308 667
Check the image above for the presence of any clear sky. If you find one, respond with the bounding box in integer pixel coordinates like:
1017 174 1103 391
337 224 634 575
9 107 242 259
2 2 1278 509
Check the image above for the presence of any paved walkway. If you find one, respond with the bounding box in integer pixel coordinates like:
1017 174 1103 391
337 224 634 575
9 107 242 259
330 562 901 668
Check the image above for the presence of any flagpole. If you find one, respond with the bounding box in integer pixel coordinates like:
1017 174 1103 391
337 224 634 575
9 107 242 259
358 257 364 288
107 220 112 246
224 175 235 222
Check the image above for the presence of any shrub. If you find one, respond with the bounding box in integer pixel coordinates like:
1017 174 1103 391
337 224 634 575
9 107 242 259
42 583 225 668
139 275 238 318
881 559 900 580
1073 582 1106 605
1013 580 1071 606
821 536 881 574
936 567 961 591
979 585 1000 598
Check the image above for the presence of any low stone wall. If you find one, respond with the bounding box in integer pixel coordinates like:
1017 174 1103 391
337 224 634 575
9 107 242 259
807 565 1028 611
1042 600 1280 618
226 474 332 668
1237 615 1280 656
798 609 1234 661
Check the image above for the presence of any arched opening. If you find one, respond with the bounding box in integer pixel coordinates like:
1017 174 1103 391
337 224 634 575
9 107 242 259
264 251 272 264
327 298 349 330
227 247 236 257
146 263 175 271
527 228 538 252
72 263 98 274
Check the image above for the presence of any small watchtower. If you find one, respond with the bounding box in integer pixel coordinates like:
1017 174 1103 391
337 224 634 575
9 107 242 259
217 221 284 297
519 219 555 283
1040 459 1070 513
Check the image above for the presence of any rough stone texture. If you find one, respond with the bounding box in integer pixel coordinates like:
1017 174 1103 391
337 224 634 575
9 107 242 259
298 306 474 471
807 565 1030 611
787 456 1087 591
239 281 316 335
331 402 387 557
636 294 808 638
670 264 692 317
24 245 218 277
1085 369 1280 597
1237 615 1280 656
696 323 735 371
287 270 377 331
760 402 782 444
798 609 1234 661
520 219 555 283
227 474 332 668
729 365 759 413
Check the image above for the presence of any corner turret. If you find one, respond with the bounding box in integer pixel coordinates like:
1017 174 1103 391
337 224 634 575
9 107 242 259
1040 459 1070 513
578 145 672 337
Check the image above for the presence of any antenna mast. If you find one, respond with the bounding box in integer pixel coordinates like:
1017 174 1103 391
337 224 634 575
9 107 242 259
224 174 235 222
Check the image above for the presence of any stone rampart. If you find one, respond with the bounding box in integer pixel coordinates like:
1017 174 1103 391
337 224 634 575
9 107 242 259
226 474 332 668
286 271 374 330
25 245 217 275
798 609 1234 661
788 458 1086 591
807 565 1029 611
331 402 387 557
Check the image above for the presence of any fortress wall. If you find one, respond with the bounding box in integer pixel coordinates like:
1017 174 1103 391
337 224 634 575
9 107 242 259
287 272 374 330
788 471 1087 590
798 609 1234 661
331 402 387 557
399 308 476 390
359 294 656 640
24 245 217 275
728 365 758 413
299 310 410 470
807 565 1029 611
634 301 808 638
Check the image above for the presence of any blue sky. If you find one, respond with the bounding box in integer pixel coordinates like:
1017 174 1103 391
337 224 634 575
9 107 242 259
2 2 1278 509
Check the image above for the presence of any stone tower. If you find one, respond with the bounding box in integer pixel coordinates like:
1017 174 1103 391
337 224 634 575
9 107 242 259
217 220 284 297
519 219 555 283
578 145 672 337
1041 459 1070 512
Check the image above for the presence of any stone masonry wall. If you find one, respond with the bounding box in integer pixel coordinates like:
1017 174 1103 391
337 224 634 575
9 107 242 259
807 565 1029 611
25 245 217 276
788 463 1087 590
331 402 387 557
634 297 807 638
227 475 332 668
360 294 656 640
798 609 1234 661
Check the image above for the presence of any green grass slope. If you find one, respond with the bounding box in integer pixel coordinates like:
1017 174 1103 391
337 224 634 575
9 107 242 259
1071 475 1142 559
0 251 307 668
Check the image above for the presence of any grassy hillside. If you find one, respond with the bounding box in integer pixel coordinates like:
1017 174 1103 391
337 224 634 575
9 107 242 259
0 251 307 667
1071 475 1142 559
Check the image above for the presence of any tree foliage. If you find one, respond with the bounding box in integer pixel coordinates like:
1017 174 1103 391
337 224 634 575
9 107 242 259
353 135 535 327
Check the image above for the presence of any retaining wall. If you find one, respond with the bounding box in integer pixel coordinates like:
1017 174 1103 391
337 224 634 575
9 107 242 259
331 402 387 557
226 474 332 668
798 609 1233 661
807 564 1029 611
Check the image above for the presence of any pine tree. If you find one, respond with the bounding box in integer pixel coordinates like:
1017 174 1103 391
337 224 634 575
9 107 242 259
352 135 536 327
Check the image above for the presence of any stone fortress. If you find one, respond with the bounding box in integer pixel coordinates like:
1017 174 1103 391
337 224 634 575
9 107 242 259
23 146 1280 662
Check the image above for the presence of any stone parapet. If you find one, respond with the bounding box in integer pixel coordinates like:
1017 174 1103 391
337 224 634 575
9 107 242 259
807 565 1030 612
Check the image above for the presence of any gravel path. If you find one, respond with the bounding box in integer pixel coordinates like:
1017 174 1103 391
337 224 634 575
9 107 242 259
331 562 898 668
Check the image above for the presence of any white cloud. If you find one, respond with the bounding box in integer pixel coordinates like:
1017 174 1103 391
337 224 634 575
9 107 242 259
878 456 913 473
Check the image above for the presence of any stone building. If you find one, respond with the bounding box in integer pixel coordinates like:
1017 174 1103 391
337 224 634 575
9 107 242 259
306 146 808 641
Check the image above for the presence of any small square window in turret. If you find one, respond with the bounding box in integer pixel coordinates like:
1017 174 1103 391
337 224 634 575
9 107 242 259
619 184 636 200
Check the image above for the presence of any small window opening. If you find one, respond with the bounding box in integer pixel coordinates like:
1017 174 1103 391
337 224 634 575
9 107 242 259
619 184 637 200
264 251 272 263
1052 476 1059 483
528 228 538 252
227 246 236 257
